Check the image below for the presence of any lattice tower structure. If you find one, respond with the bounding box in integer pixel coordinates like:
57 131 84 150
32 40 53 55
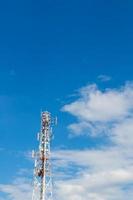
32 111 53 200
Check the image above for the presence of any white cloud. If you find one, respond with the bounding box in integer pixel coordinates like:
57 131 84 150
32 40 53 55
53 148 133 200
57 82 133 199
111 118 133 148
62 83 133 135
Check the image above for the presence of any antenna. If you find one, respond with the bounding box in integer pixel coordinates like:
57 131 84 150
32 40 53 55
32 111 56 200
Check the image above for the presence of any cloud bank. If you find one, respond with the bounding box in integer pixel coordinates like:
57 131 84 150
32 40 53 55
1 82 133 200
0 177 32 200
56 82 133 200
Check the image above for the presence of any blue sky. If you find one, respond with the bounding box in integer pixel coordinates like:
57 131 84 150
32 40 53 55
0 0 133 200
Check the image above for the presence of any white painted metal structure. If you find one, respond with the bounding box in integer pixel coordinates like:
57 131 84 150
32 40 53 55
32 111 53 200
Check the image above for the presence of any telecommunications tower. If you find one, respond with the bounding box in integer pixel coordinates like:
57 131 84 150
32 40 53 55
32 111 56 200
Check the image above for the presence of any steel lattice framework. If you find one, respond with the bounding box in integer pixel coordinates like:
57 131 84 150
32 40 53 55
32 111 54 200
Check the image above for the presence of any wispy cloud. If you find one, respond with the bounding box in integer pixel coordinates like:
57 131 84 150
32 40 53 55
0 177 32 200
98 74 112 82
